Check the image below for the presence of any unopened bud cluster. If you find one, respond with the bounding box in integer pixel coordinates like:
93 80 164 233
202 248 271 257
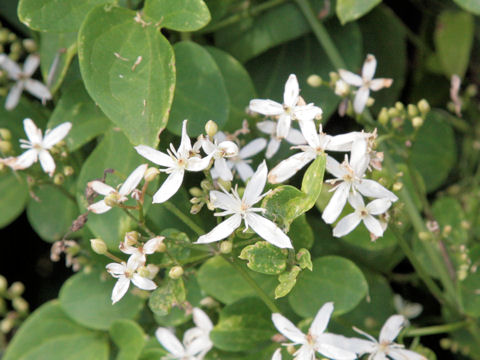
0 275 29 335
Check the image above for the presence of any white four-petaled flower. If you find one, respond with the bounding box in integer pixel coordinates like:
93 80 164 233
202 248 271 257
119 235 164 269
201 136 238 181
14 118 71 176
196 161 292 249
256 120 305 159
225 138 267 182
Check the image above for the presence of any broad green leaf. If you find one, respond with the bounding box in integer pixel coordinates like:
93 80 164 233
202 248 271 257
27 183 78 242
78 5 175 147
289 215 314 249
460 270 480 317
0 172 28 229
149 278 186 316
262 185 306 230
76 129 146 249
59 269 144 330
432 197 468 245
110 319 145 360
434 10 474 78
167 42 229 136
3 301 90 360
453 0 480 14
144 0 211 31
410 111 456 192
40 31 77 95
336 0 382 24
301 154 326 211
239 241 288 275
197 256 277 304
48 81 111 151
288 256 368 317
205 47 256 132
161 229 191 261
210 298 276 352
18 0 113 32
247 21 362 120
275 265 301 299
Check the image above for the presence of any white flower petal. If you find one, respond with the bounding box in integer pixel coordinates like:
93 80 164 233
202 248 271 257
214 158 233 181
298 118 320 149
285 127 306 145
111 277 130 304
271 313 305 344
106 262 126 276
333 212 362 238
276 113 291 139
249 99 284 116
268 151 315 184
218 141 238 157
143 236 164 254
243 161 267 206
294 104 322 122
315 342 357 360
356 179 398 202
310 302 333 336
135 145 175 168
294 344 315 360
327 132 362 152
88 180 115 196
389 348 427 360
322 182 350 224
23 54 40 76
240 138 267 159
24 79 52 101
325 156 346 179
245 213 292 249
339 69 363 87
131 273 157 290
350 139 368 175
195 214 242 244
265 138 281 159
348 192 365 210
283 74 300 108
353 86 370 114
210 190 237 211
370 78 393 91
271 348 282 360
119 164 147 195
23 118 42 144
178 119 192 157
186 154 212 172
257 120 276 134
155 328 186 357
193 307 214 331
363 215 384 237
88 200 112 214
0 54 21 78
38 149 56 176
13 149 37 169
379 315 405 343
366 198 392 215
42 122 72 149
152 169 185 203
5 82 24 111
362 54 377 81
235 161 254 182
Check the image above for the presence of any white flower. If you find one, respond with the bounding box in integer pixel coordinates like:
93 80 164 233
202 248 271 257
339 54 393 114
393 295 423 321
256 120 305 159
135 120 212 203
120 235 164 269
156 308 213 360
0 54 52 110
195 161 292 249
106 257 157 304
322 139 397 224
14 118 71 176
272 302 357 360
88 164 148 214
345 315 427 360
227 138 267 182
333 192 391 238
201 136 238 181
249 74 322 139
271 348 282 360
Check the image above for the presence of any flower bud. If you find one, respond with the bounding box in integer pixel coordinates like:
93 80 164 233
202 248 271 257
417 99 430 114
0 140 12 153
407 104 418 117
156 242 167 253
328 71 339 83
461 220 471 230
53 173 64 185
10 41 22 55
0 128 11 141
442 225 452 237
334 79 349 97
391 116 404 128
12 297 28 313
392 182 403 191
190 203 204 214
0 298 6 315
200 296 219 308
418 231 431 241
411 116 423 128
307 74 322 87
366 97 375 107
189 187 203 197
8 282 24 297
169 266 184 279
387 107 398 118
0 275 7 292
205 120 218 138
220 240 233 254
63 166 74 176
378 107 389 125
137 266 151 278
0 318 14 334
90 238 108 255
8 33 17 42
0 29 8 43
287 345 296 355
22 39 37 53
200 179 213 192
466 84 477 97
144 167 159 182
124 231 139 245
104 192 120 207
395 101 404 112
217 178 231 192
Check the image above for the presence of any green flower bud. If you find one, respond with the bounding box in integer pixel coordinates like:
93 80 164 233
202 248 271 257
307 74 322 87
407 104 418 117
466 84 477 97
189 187 203 197
22 39 37 53
10 41 22 55
417 99 430 114
411 116 423 128
53 173 64 185
0 275 7 292
220 240 233 254
144 167 160 182
387 107 398 118
0 128 11 141
124 231 139 246
0 140 12 153
205 120 218 138
90 238 108 255
0 29 8 43
63 166 74 176
156 242 167 253
217 178 231 192
395 101 404 112
12 297 29 314
169 266 184 279
8 282 25 297
378 108 389 126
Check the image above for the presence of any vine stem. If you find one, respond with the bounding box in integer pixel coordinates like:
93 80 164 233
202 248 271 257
224 255 280 313
404 321 469 337
163 201 204 236
122 208 155 237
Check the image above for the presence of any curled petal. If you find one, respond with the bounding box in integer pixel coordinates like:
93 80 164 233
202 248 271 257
218 141 239 157
119 163 147 195
39 149 56 176
143 236 164 254
42 122 72 149
245 213 292 249
195 214 242 244
353 86 370 114
135 145 175 168
88 200 112 214
333 213 362 238
186 154 212 172
152 169 185 203
111 277 130 304
249 99 284 116
177 119 193 157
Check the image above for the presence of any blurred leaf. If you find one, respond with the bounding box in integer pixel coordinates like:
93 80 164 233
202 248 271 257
239 241 288 275
149 278 186 316
110 319 145 360
78 5 175 147
453 0 480 14
275 265 301 299
296 248 312 271
0 172 28 229
48 81 111 151
336 0 381 24
460 270 480 317
434 10 474 78
59 269 144 330
288 256 368 317
167 42 229 136
289 215 314 249
210 297 275 352
18 0 113 32
432 197 468 245
144 0 211 31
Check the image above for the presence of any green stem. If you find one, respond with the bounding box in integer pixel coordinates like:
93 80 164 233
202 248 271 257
122 208 155 237
294 0 346 69
224 256 280 313
404 321 469 337
163 201 204 236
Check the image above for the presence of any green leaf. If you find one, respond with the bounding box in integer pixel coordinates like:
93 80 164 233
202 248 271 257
205 47 256 132
275 265 301 299
296 249 313 271
144 0 211 31
40 31 77 94
161 229 191 261
432 197 468 245
210 298 276 352
149 278 186 316
59 269 144 330
76 129 146 249
453 0 480 15
3 301 91 360
410 111 456 192
301 154 326 211
27 184 78 242
110 319 145 360
78 5 175 147
167 42 229 136
197 256 277 304
434 10 474 78
460 270 480 317
239 241 288 275
262 185 306 230
48 81 111 151
289 215 314 249
288 256 368 317
18 0 113 32
336 0 382 24
0 172 28 229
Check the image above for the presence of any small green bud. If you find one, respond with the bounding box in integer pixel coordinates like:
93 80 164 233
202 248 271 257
90 238 108 255
137 266 151 278
144 167 159 182
366 97 375 107
307 74 322 87
217 178 231 192
328 71 339 83
0 318 14 334
63 166 74 176
156 242 167 253
418 231 431 241
0 298 6 315
53 173 64 185
407 104 418 117
220 240 233 254
22 39 37 53
466 84 477 97
12 297 29 313
0 128 11 141
412 116 424 128
0 275 7 292
10 41 22 55
205 120 218 138
7 33 17 42
395 101 404 112
440 338 452 349
8 282 25 297
417 99 430 114
169 266 184 279
124 231 139 246
392 182 403 191
391 116 404 128
387 107 398 118
0 29 8 43
190 203 203 214
378 108 389 125
189 187 203 197
0 140 12 153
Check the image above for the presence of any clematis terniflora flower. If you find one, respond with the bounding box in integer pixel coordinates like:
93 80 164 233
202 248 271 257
256 120 305 159
119 235 164 269
200 136 238 181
